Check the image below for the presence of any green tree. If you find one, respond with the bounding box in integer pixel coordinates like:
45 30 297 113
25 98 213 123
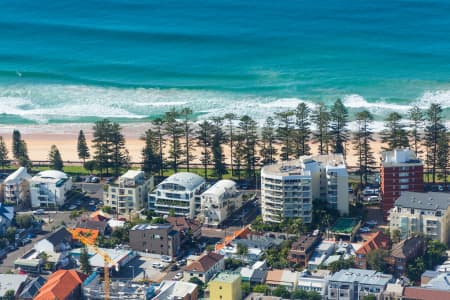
164 108 184 173
3 290 15 300
391 229 402 243
225 258 243 270
407 257 425 282
366 249 389 272
408 106 424 157
197 120 212 179
424 103 446 184
312 103 330 155
152 118 165 176
141 128 162 175
48 145 64 171
189 277 204 296
80 246 92 274
92 119 114 177
272 286 290 298
239 115 258 180
210 117 227 179
224 113 237 175
12 129 22 160
110 122 128 177
294 102 312 157
424 239 447 269
362 295 377 300
241 282 251 297
84 160 97 174
233 133 245 182
180 107 195 172
252 284 269 295
15 214 34 229
237 243 249 256
353 110 375 185
0 136 9 171
17 139 31 169
328 258 354 273
77 130 90 164
330 98 349 155
260 116 278 165
5 226 17 243
381 112 409 150
276 110 295 160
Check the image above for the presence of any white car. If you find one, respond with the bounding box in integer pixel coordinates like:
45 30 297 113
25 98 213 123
68 205 78 210
33 209 45 215
359 227 371 233
174 272 183 280
152 262 164 269
161 255 172 263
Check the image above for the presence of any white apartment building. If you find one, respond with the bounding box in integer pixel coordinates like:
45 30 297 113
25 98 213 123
261 161 313 223
261 154 348 223
388 192 450 245
105 170 153 215
3 167 31 206
201 179 243 227
149 172 205 218
30 170 72 208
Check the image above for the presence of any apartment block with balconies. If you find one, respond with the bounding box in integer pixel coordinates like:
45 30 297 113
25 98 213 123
149 172 206 218
388 191 450 245
3 167 31 206
105 170 153 215
381 148 424 220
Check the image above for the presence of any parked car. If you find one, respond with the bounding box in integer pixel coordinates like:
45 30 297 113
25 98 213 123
170 264 179 271
68 204 78 210
33 209 45 215
365 195 380 204
161 255 172 263
176 259 187 267
91 177 100 183
152 262 164 269
174 272 183 280
359 227 371 233
20 238 32 246
85 177 92 183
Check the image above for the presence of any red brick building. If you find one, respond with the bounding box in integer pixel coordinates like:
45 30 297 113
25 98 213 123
380 149 423 220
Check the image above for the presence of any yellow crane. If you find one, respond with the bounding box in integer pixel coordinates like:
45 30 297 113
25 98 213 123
70 229 117 300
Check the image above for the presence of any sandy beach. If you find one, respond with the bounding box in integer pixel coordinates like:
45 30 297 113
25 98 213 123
0 123 385 168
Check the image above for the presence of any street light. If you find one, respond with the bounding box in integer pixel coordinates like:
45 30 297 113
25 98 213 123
129 265 135 280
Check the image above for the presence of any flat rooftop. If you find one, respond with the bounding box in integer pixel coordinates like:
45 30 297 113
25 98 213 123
382 148 422 166
394 192 450 211
262 160 311 177
330 268 392 286
212 272 241 283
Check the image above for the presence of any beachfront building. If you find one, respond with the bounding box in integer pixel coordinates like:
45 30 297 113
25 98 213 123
149 172 205 218
261 160 313 223
30 170 72 208
261 154 348 223
381 148 424 219
105 170 153 215
327 268 393 300
200 179 243 227
388 192 450 244
3 167 31 206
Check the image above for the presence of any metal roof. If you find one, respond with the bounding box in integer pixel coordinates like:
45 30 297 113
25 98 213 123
329 268 392 286
394 192 450 210
160 172 205 191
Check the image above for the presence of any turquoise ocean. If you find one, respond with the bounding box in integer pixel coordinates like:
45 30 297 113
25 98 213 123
1 0 450 128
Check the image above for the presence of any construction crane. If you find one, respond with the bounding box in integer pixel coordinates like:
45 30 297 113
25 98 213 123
70 229 117 300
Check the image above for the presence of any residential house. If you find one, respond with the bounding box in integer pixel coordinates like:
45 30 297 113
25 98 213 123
421 272 450 290
209 272 242 300
76 218 111 236
327 268 393 300
200 179 243 227
3 166 31 206
149 172 206 218
105 170 153 215
381 148 424 220
297 270 330 298
388 192 450 245
34 270 86 300
183 252 225 283
18 276 47 300
265 269 298 292
240 261 268 286
30 170 72 208
129 223 180 257
152 280 198 300
0 274 28 299
387 236 425 276
34 227 72 253
166 216 201 242
307 240 335 270
287 234 321 267
382 283 404 300
0 202 14 234
355 231 391 269
403 287 450 300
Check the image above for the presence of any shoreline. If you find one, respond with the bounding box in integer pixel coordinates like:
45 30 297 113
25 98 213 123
0 123 385 168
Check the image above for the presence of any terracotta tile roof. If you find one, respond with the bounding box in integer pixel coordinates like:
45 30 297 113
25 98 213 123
34 270 86 300
71 228 99 245
355 231 391 255
391 236 424 259
184 252 224 273
89 210 112 220
166 216 201 232
404 287 450 300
